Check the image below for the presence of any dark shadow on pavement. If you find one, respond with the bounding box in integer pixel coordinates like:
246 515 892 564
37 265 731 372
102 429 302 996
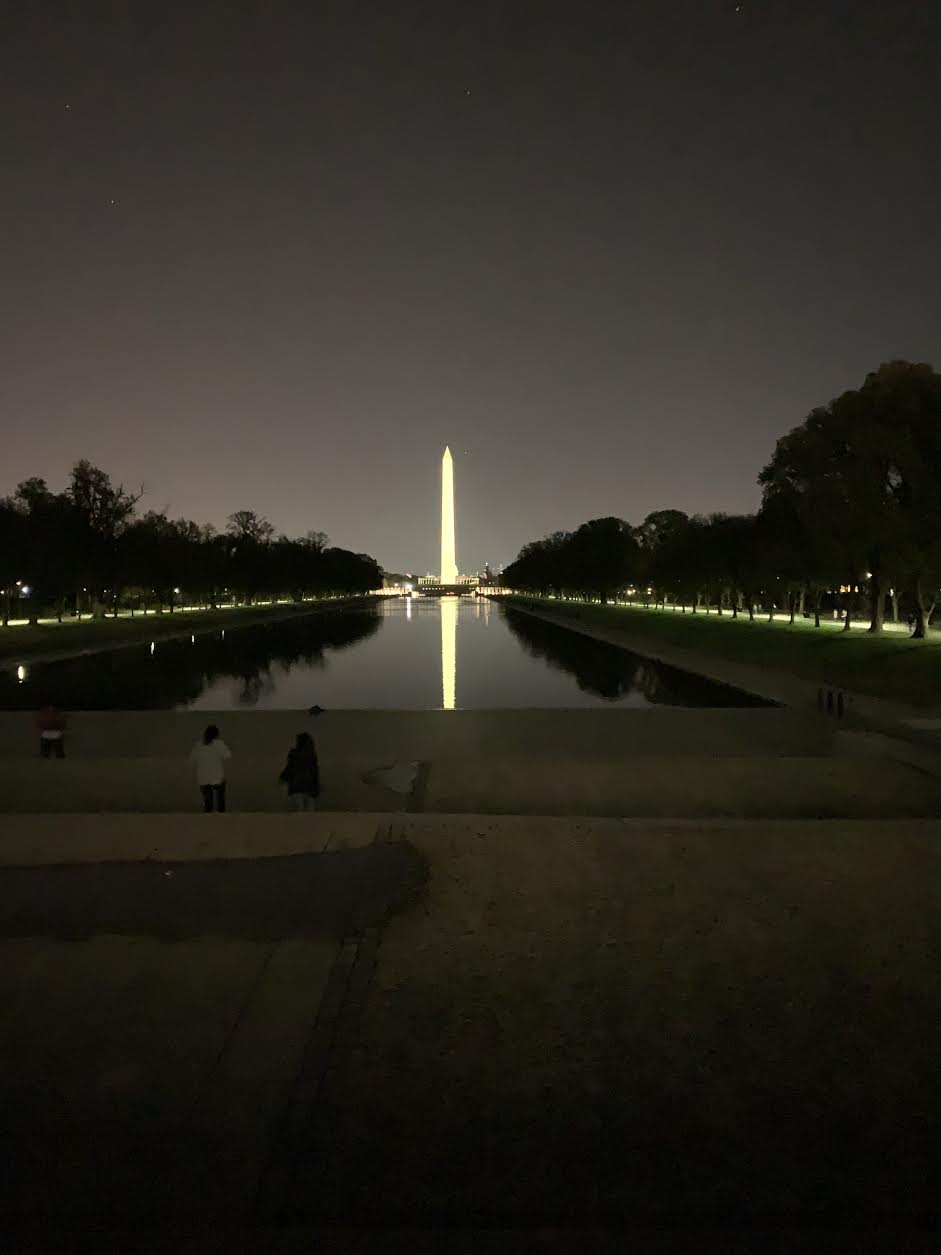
0 845 428 941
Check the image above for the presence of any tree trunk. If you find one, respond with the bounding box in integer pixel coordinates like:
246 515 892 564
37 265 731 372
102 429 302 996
798 587 806 617
912 579 935 639
889 590 899 624
867 576 885 634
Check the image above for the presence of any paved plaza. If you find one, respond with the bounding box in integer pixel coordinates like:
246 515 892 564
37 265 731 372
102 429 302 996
1 707 939 818
2 813 940 1245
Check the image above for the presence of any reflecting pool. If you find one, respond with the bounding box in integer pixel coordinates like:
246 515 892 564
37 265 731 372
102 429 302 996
0 597 770 710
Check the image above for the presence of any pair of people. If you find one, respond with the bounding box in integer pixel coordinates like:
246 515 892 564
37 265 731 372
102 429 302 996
189 724 320 813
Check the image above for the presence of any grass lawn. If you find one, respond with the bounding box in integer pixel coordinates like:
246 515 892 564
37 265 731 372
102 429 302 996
0 597 366 665
504 596 941 708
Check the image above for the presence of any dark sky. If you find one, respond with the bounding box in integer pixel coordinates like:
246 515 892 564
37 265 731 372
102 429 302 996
4 1 940 574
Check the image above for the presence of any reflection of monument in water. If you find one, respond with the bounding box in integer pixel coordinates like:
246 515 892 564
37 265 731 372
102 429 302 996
441 596 457 710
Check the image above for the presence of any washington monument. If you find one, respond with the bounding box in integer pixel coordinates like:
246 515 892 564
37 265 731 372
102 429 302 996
440 446 458 584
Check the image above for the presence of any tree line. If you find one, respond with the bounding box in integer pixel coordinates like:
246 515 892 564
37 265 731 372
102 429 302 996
503 361 941 637
0 460 382 625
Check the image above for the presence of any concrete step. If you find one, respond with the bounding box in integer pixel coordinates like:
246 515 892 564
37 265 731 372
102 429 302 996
422 755 941 819
0 813 389 865
0 707 834 761
0 757 405 814
0 754 936 818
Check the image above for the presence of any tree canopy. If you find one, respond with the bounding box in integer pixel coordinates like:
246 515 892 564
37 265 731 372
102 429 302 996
1 461 382 624
504 361 941 637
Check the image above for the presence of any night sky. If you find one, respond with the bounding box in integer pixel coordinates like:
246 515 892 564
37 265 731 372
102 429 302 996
4 1 940 575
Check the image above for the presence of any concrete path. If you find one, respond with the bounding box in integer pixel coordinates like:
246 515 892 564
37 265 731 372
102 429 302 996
7 707 937 819
0 811 383 865
2 741 937 817
270 815 941 1229
0 706 829 759
3 814 941 1239
0 834 425 1227
1 931 337 1224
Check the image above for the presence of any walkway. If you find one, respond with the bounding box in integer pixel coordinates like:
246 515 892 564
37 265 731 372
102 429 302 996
2 707 938 816
3 813 941 1240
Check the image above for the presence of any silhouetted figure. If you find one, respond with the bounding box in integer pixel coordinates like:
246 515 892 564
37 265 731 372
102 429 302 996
190 723 231 812
280 731 320 812
36 703 67 758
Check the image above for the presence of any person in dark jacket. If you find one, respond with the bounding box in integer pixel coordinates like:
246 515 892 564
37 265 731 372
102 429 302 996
279 731 320 811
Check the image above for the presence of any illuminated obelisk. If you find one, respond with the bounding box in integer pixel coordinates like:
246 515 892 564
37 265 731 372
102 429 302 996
440 446 458 586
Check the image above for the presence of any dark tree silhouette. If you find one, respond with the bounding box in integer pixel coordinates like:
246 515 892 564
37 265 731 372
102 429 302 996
505 362 941 639
1 463 381 627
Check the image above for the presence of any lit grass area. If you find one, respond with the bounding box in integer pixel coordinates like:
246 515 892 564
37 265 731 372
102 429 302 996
503 596 941 708
0 596 371 666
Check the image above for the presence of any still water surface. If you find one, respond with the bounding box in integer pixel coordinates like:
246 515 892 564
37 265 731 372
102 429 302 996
1 597 768 710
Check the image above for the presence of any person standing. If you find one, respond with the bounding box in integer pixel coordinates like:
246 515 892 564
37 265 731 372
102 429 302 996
36 703 67 758
279 731 320 811
190 724 231 813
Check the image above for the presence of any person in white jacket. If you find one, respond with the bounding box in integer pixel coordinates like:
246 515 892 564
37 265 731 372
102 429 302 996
190 724 231 813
